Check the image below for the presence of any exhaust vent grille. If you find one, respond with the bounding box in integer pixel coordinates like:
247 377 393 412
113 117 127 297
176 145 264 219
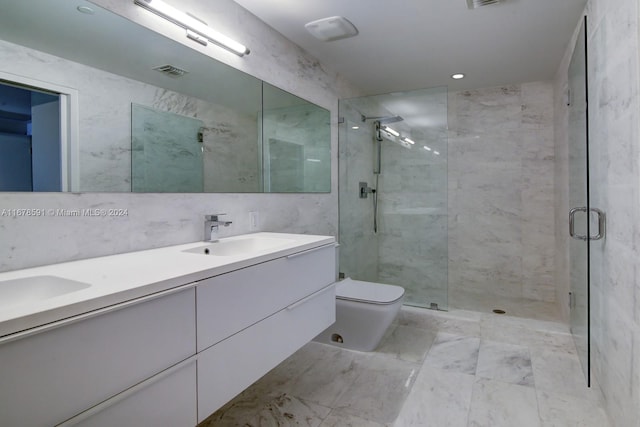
466 0 501 9
153 64 189 77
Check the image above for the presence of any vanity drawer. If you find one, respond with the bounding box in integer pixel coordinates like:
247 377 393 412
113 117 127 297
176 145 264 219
64 359 197 427
197 283 335 422
196 243 335 351
0 288 196 427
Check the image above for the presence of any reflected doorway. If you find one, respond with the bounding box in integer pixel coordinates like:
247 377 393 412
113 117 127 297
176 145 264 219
0 81 62 191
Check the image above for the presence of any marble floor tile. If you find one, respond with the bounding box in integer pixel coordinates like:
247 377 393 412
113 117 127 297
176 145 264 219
393 366 475 427
202 390 331 427
449 290 562 322
376 324 438 363
320 412 389 427
537 390 610 427
468 378 541 427
332 355 419 424
423 332 480 374
395 306 482 337
281 345 365 408
198 307 610 427
530 347 592 400
476 340 534 387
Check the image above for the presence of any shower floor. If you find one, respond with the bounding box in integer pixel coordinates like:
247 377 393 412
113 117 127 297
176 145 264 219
449 289 562 322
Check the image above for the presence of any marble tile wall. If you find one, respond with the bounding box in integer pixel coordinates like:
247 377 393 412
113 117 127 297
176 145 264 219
448 82 556 307
552 0 640 425
0 0 363 272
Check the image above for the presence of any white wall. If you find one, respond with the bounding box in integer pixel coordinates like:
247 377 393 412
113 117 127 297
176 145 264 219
0 0 362 272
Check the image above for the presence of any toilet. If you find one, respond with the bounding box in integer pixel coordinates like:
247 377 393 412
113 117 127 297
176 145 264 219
313 278 405 351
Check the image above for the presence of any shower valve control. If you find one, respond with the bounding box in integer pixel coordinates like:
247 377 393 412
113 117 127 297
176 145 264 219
359 182 375 199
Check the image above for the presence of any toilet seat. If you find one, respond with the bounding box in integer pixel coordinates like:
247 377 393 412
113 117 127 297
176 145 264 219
336 278 405 305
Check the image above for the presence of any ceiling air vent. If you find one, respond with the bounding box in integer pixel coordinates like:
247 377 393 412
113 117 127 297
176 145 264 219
153 64 189 77
466 0 501 9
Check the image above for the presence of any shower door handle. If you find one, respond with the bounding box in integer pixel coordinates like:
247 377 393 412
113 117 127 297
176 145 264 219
590 208 606 240
569 207 606 240
569 207 588 241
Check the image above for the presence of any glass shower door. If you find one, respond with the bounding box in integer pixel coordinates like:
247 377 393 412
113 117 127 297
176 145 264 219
568 17 590 385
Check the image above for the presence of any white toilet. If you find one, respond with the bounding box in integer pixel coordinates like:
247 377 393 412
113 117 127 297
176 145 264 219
314 278 405 351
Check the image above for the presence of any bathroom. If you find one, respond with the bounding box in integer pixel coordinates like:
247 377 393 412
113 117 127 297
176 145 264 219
0 0 638 425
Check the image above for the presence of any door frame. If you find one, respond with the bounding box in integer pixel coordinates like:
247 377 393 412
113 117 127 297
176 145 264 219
0 70 79 192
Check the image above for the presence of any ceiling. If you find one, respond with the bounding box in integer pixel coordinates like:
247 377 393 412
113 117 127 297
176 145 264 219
233 0 588 94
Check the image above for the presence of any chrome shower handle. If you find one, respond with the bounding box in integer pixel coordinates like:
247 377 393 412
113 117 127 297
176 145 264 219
590 208 606 240
569 207 588 241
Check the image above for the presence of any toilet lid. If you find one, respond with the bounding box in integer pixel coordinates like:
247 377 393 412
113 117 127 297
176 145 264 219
336 278 405 305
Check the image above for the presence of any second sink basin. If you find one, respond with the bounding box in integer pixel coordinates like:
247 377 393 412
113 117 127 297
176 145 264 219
0 275 91 309
184 235 295 257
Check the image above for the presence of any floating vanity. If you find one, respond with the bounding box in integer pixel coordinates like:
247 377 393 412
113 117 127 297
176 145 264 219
0 232 336 427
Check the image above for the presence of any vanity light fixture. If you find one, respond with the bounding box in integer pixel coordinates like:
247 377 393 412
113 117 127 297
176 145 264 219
401 137 416 145
382 126 400 137
134 0 250 56
451 73 465 80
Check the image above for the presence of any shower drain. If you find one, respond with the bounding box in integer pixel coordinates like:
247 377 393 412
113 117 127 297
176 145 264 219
492 309 506 314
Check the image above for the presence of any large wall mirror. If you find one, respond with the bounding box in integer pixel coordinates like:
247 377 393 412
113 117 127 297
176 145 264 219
0 0 330 193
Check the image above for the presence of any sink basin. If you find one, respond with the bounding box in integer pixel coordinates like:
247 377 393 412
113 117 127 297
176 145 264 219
0 275 91 308
184 235 295 256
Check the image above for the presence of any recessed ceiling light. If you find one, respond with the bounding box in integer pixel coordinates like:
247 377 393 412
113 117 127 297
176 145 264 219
451 73 465 80
77 5 95 14
305 16 358 41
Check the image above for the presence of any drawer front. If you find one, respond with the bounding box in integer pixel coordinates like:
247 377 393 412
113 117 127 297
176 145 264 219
197 244 335 351
68 359 197 427
0 288 196 427
197 283 335 422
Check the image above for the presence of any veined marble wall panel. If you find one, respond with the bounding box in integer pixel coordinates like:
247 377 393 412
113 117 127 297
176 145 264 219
448 82 556 305
0 0 363 272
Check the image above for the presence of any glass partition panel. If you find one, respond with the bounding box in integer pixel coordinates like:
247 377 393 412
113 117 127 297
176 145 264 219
131 104 204 193
262 83 331 193
339 86 449 310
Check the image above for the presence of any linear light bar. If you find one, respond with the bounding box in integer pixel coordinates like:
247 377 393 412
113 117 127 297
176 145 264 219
401 137 416 145
134 0 250 56
382 126 400 137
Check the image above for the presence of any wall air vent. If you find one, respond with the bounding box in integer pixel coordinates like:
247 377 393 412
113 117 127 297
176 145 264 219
153 64 189 77
466 0 501 9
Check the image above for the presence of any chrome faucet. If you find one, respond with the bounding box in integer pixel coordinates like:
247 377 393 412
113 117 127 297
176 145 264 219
204 214 232 241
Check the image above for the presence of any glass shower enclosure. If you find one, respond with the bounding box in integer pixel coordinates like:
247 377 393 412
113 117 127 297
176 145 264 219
338 87 449 309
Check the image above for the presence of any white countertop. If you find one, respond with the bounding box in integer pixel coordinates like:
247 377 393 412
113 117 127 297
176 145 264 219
0 232 335 339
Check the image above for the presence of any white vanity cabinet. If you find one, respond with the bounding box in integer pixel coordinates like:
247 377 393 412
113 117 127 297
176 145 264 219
196 244 336 421
0 287 196 427
0 235 337 427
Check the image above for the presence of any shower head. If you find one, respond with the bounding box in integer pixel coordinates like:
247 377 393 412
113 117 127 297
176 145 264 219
361 114 404 124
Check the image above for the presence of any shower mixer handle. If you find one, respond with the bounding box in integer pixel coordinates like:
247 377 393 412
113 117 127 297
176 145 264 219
359 182 375 199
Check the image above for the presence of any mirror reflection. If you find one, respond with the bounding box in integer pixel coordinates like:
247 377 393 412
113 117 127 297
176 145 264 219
0 0 330 193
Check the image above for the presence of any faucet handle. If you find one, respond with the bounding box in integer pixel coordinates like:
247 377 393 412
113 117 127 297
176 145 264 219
205 213 226 221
